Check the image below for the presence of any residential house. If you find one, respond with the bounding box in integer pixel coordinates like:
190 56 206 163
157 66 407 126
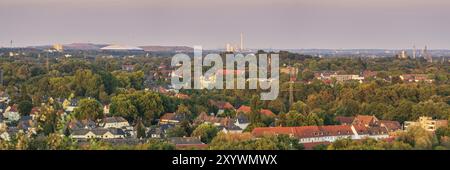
70 128 125 139
194 112 233 127
379 120 402 132
352 125 389 140
330 74 364 83
100 117 130 129
3 105 20 123
260 109 276 117
252 124 391 149
64 98 79 112
147 126 163 138
154 64 173 81
335 116 354 125
67 119 97 130
103 104 110 115
400 74 433 83
336 115 402 133
362 70 378 79
219 124 243 134
71 129 96 139
352 115 380 127
252 125 356 144
404 116 448 132
159 113 185 125
237 105 276 118
209 100 235 115
149 123 176 138
17 116 37 134
234 113 250 130
315 72 364 83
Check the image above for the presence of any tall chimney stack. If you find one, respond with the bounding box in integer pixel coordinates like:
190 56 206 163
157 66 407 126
240 33 244 51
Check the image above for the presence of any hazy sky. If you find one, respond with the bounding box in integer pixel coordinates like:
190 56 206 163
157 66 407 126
1 0 449 49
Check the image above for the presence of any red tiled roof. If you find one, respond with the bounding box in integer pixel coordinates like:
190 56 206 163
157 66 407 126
352 124 370 135
195 112 233 127
176 93 190 99
260 109 275 117
353 115 378 126
352 124 389 135
237 105 251 113
252 125 354 139
160 113 175 120
237 105 275 117
335 116 354 125
379 120 402 132
209 100 234 110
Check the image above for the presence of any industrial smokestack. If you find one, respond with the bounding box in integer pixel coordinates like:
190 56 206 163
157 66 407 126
240 33 243 51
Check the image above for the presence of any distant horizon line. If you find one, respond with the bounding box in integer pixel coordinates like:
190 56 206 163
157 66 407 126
0 42 449 51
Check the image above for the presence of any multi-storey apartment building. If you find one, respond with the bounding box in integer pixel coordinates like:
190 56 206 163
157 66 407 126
404 116 448 132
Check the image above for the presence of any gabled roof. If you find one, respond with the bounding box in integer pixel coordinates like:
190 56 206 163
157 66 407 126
160 113 184 122
236 113 250 124
160 113 175 120
209 100 234 110
237 105 276 117
224 124 243 131
194 112 233 127
106 128 126 135
335 116 355 125
237 105 251 113
252 125 354 139
69 99 79 106
103 117 128 124
71 128 125 136
148 126 162 135
67 119 96 130
353 115 378 126
71 129 92 136
379 120 402 131
260 109 276 117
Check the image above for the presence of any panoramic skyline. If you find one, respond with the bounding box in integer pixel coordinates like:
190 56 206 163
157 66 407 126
1 0 450 49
